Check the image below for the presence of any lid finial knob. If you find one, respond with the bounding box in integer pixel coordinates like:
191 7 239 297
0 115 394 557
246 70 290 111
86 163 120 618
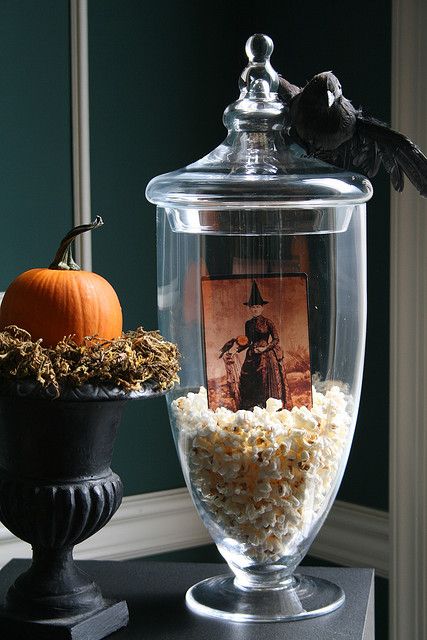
223 34 284 131
245 34 274 63
239 33 279 96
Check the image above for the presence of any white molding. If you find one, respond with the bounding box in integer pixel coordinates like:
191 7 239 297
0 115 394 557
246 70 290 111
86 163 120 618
390 2 427 639
0 489 388 577
310 501 388 579
70 0 92 270
0 488 210 568
75 488 210 561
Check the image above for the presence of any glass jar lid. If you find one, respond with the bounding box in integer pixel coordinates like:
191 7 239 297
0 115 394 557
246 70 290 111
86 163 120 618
146 34 372 210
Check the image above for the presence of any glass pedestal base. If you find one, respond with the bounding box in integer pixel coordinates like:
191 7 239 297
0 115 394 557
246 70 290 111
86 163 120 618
186 573 345 622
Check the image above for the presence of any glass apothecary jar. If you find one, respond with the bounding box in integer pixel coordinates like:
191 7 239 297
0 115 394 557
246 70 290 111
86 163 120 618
146 34 372 622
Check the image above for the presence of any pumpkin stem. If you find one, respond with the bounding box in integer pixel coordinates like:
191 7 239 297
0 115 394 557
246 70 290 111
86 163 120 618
49 216 104 270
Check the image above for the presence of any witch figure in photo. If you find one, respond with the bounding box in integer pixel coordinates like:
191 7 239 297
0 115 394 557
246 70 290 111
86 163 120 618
239 281 291 411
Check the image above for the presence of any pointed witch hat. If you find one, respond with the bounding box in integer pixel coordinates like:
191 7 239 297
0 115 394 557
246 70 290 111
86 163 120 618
243 280 269 306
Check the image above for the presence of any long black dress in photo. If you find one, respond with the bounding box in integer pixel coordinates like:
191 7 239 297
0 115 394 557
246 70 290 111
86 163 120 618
239 315 289 410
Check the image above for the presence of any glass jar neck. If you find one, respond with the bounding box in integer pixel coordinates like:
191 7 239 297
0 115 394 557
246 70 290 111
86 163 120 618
222 129 291 175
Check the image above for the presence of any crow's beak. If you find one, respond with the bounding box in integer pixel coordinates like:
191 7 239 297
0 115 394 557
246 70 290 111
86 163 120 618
327 90 335 108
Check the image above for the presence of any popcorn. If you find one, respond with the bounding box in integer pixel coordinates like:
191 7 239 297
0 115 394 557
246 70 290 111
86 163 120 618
172 385 351 563
266 398 283 413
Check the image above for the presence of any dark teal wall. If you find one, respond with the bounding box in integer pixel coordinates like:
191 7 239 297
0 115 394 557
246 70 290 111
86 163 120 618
87 0 186 493
88 0 390 508
0 0 73 287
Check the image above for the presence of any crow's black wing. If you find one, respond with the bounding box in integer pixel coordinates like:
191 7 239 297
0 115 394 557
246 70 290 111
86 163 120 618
313 138 355 171
285 127 357 173
306 116 427 196
355 116 427 196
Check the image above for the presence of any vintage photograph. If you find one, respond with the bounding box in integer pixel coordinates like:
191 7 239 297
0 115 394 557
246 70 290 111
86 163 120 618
201 274 311 412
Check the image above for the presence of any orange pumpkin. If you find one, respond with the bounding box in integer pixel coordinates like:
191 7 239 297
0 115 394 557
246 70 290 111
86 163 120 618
0 216 123 347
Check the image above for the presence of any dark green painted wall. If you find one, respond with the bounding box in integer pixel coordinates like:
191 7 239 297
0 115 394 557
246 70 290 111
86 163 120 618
88 0 390 509
0 0 390 508
0 0 73 287
88 0 185 493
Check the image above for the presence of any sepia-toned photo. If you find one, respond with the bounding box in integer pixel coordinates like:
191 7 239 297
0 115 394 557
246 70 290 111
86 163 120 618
201 274 312 412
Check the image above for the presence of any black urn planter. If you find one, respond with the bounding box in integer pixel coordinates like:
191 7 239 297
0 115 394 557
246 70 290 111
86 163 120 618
0 382 153 640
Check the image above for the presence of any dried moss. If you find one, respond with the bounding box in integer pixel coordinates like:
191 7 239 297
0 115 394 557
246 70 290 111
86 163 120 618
0 325 180 397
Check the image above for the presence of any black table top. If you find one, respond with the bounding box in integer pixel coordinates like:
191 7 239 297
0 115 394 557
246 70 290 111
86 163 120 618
0 559 375 640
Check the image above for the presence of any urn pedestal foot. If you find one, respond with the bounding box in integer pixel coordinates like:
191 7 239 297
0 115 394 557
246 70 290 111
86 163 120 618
0 599 129 640
0 546 129 638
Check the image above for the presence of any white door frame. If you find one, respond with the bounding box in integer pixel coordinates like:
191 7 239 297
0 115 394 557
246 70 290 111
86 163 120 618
70 0 92 269
390 1 427 638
